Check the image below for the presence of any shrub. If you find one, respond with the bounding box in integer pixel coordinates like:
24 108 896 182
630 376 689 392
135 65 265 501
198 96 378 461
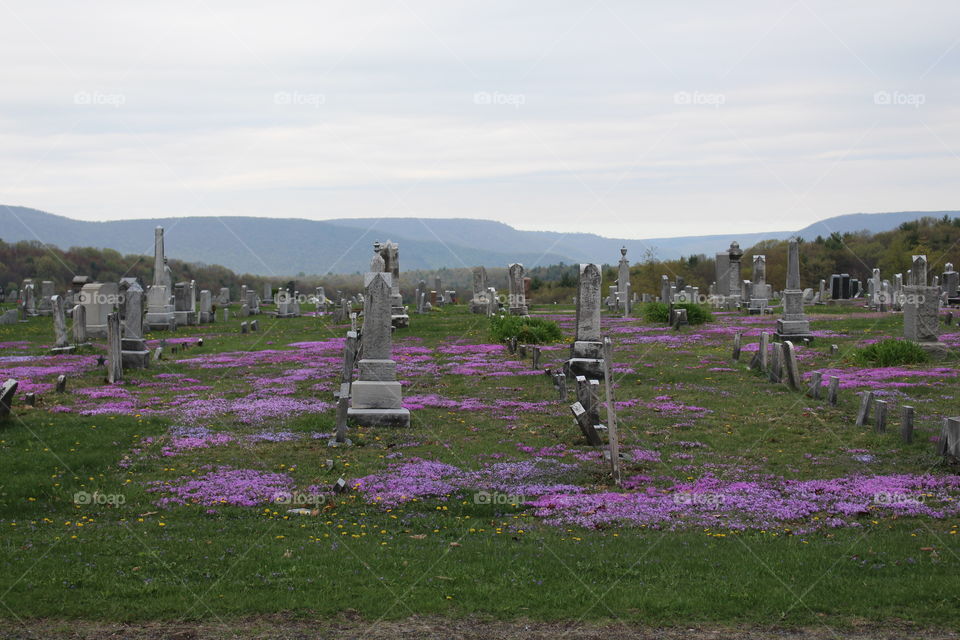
641 302 712 326
853 339 929 367
489 315 563 345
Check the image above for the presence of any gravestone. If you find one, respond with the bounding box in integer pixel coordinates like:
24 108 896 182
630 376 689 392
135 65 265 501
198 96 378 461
146 227 176 330
827 376 840 406
855 391 873 427
671 308 688 329
774 239 813 342
434 276 444 307
56 375 67 393
565 264 604 379
732 332 742 361
263 282 273 305
782 341 801 390
617 247 631 316
748 255 771 313
240 321 248 334
727 242 744 305
338 330 359 399
715 252 731 297
0 379 17 419
78 282 119 338
943 263 960 304
218 287 230 305
72 304 87 344
199 290 213 323
507 263 529 316
0 309 16 325
174 282 196 326
472 267 490 314
38 281 54 316
807 371 822 399
50 295 73 353
903 255 939 343
250 319 259 331
874 400 888 433
347 266 410 427
901 406 915 444
374 241 409 328
106 312 123 384
121 283 150 369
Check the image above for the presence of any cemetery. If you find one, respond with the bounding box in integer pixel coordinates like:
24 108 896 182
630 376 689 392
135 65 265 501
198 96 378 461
2 227 960 636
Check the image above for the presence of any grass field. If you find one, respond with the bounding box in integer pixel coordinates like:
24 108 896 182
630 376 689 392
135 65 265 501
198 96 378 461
1 302 959 634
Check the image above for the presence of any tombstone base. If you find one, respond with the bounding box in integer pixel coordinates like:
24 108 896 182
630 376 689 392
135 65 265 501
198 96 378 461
565 357 605 379
470 303 487 314
390 314 410 328
121 350 151 369
509 306 529 317
774 319 813 343
350 380 403 408
175 311 196 326
327 437 353 447
199 312 213 323
347 408 410 428
146 312 175 332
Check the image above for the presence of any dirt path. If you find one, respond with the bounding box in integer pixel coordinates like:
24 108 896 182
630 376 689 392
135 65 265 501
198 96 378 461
0 617 955 640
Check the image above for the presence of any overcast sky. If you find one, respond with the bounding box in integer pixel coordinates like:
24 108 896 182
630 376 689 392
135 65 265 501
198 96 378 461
1 1 958 239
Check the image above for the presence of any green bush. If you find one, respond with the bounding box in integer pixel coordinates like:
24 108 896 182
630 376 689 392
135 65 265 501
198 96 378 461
641 302 713 325
489 315 563 345
853 339 929 367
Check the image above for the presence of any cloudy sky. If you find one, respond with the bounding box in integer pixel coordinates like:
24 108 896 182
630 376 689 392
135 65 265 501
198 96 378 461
1 1 958 238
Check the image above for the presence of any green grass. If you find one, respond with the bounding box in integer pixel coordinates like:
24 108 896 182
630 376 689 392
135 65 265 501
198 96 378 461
488 314 563 344
853 338 930 367
1 303 959 627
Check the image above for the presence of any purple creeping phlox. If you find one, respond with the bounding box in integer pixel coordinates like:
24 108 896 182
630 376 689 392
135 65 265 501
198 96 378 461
148 466 294 507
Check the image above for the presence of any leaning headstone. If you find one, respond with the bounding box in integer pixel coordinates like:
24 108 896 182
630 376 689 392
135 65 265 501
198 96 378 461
570 402 602 447
901 406 915 444
565 264 604 379
106 312 123 384
0 379 17 419
732 332 742 362
782 341 801 391
940 417 960 459
855 391 874 427
329 396 352 447
874 399 888 433
347 268 410 427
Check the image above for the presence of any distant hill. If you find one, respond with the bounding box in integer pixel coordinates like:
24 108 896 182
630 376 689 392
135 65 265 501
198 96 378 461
0 205 953 276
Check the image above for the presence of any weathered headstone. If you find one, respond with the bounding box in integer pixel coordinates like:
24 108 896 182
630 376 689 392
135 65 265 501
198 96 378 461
827 376 840 406
748 255 771 313
470 267 489 314
79 282 119 338
732 332 742 362
807 371 822 399
51 295 72 353
782 341 801 390
72 304 87 344
775 240 813 341
106 312 123 384
0 379 17 419
768 342 783 383
507 263 529 316
855 391 873 427
617 247 631 317
901 406 915 444
146 227 176 330
374 241 409 328
121 283 150 368
874 399 888 433
571 402 602 447
903 256 939 343
199 290 213 323
565 264 604 379
240 321 249 334
347 268 410 427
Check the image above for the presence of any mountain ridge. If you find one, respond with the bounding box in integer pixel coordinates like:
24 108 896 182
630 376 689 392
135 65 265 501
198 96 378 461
0 205 954 276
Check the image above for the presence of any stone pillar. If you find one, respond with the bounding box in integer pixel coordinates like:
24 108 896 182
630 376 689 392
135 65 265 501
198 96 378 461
727 241 743 305
121 283 150 368
106 312 123 384
774 239 813 341
748 255 769 313
347 268 410 427
146 226 176 330
617 247 631 316
199 290 212 323
715 252 731 297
